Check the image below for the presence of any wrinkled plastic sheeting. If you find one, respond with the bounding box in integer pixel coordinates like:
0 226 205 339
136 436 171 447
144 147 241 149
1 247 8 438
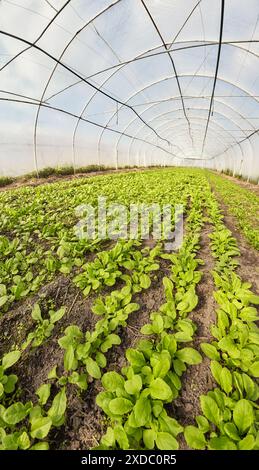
0 0 259 179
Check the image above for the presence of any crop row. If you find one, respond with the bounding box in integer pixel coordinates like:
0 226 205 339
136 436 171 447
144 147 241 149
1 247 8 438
184 190 259 450
95 188 206 449
208 172 259 250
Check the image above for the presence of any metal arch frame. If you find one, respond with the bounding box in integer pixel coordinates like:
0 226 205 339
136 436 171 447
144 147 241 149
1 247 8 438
214 120 259 160
201 0 225 155
156 125 240 159
123 116 242 170
126 114 245 167
40 36 259 169
1 3 259 172
70 1 206 169
133 106 251 143
97 72 258 165
0 29 173 168
0 96 178 160
47 39 259 97
1 29 256 168
0 0 72 73
45 38 259 164
97 72 259 139
124 105 243 168
33 0 123 176
140 0 193 148
133 123 236 168
128 124 240 165
114 92 255 167
142 132 237 169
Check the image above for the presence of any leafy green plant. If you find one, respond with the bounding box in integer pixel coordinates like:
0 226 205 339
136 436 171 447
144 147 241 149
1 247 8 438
22 304 66 349
0 384 67 450
0 351 21 399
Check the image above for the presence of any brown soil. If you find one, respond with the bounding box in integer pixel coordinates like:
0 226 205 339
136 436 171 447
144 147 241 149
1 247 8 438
172 223 217 449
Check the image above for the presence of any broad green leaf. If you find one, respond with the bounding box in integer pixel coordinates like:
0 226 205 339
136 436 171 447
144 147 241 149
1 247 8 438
85 357 101 379
184 425 206 450
220 367 232 394
176 348 202 365
143 429 156 449
200 395 220 426
152 314 164 334
125 375 142 395
242 373 256 400
224 422 240 441
140 324 154 335
102 371 124 392
218 337 240 358
133 396 151 426
18 431 30 450
114 424 129 450
100 334 121 353
48 365 58 379
101 427 115 447
159 413 183 436
124 303 139 314
153 355 171 379
233 399 254 434
126 349 146 369
3 402 29 425
2 350 21 370
239 307 258 322
200 343 220 361
31 304 42 322
249 361 259 377
30 442 49 450
149 378 172 401
95 351 107 368
155 432 178 450
109 398 133 415
36 383 51 406
30 416 52 439
173 359 186 376
0 284 7 296
0 295 8 307
140 274 151 289
64 344 76 371
4 374 18 394
49 307 66 324
48 387 67 426
209 436 236 450
238 434 255 450
210 360 222 385
195 415 210 433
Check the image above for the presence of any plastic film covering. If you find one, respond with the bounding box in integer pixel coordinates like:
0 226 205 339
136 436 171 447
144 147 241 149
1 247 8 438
0 0 259 178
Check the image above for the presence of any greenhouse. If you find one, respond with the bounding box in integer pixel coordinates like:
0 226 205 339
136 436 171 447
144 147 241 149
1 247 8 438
0 0 259 455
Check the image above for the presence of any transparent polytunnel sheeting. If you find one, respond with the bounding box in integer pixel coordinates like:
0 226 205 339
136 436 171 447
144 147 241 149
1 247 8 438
0 0 259 179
